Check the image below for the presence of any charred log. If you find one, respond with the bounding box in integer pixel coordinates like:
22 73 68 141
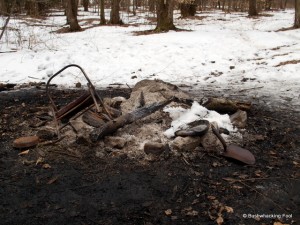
90 97 175 142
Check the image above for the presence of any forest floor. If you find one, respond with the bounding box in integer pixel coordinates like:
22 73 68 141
0 86 299 225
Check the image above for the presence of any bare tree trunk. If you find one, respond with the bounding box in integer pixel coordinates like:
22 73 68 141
180 3 197 18
149 0 155 12
100 0 106 24
0 10 10 41
155 0 176 32
295 0 300 28
248 0 258 16
133 0 136 15
82 0 89 11
265 0 273 10
25 0 37 16
280 0 286 9
222 0 226 11
110 0 122 24
37 0 48 15
0 0 15 41
0 0 8 15
284 0 288 9
66 0 81 31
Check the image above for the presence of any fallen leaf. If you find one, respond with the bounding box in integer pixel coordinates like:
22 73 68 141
22 159 35 165
233 185 243 189
216 216 224 225
224 206 234 213
212 199 220 205
36 157 44 165
186 210 198 216
182 206 192 212
47 176 59 184
254 170 262 177
269 150 277 155
164 209 172 216
273 222 290 225
222 177 236 183
212 162 219 167
192 199 199 205
42 164 51 169
207 195 216 200
293 161 300 167
18 150 29 156
238 174 249 179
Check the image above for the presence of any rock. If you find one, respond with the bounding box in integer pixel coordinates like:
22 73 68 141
76 134 90 145
70 120 90 132
13 136 40 148
104 96 127 109
230 110 247 128
200 125 224 153
36 128 57 141
121 79 191 113
104 136 127 149
230 66 235 69
144 142 169 155
171 136 202 152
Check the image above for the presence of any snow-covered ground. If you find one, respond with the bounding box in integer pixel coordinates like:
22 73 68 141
1 8 299 110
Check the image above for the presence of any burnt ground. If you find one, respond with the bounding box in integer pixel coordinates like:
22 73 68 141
0 86 299 225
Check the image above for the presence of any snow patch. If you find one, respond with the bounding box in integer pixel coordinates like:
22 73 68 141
164 101 235 138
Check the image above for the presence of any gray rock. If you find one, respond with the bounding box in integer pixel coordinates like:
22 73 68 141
230 109 247 128
104 136 127 149
171 136 202 152
121 79 191 113
144 142 169 155
200 125 224 153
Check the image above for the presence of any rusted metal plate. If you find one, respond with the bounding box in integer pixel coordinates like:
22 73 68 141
175 120 209 137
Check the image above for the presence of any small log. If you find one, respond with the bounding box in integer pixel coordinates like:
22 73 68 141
90 97 175 142
201 98 251 114
82 110 105 128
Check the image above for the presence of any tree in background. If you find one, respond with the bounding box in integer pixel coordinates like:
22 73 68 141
110 0 122 24
66 0 81 31
295 0 300 28
24 0 48 17
248 0 258 16
82 0 89 11
0 0 13 15
149 0 155 12
155 0 176 32
100 0 106 25
265 0 273 10
0 0 15 41
179 0 197 18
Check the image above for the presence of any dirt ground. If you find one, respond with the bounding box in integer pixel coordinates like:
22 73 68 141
0 86 299 225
